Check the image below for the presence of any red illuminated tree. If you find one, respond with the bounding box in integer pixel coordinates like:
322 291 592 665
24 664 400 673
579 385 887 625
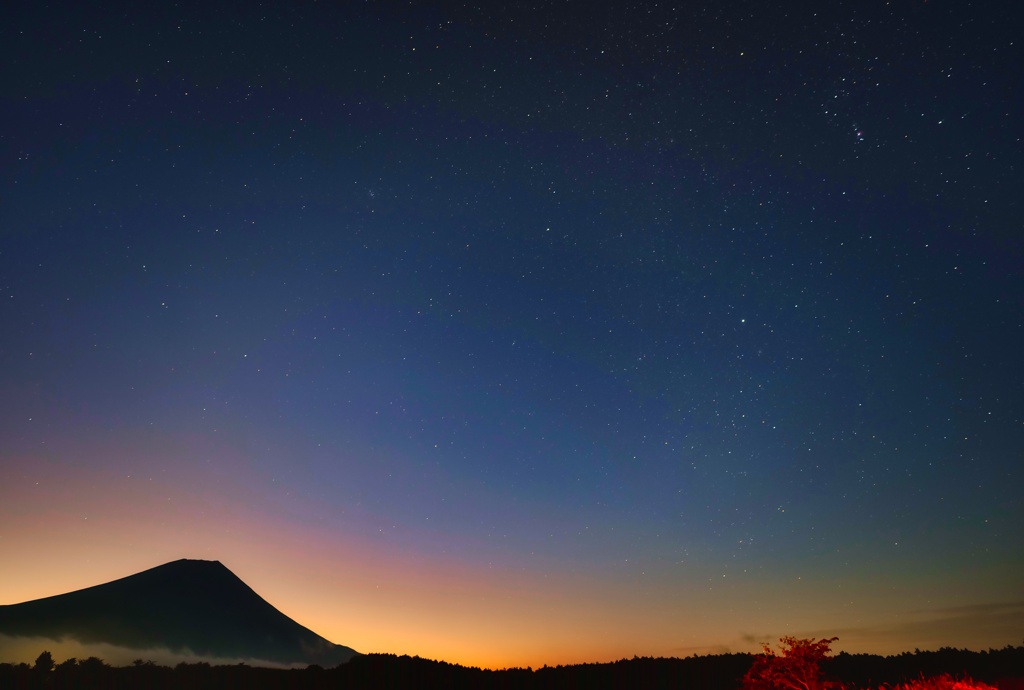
742 636 842 690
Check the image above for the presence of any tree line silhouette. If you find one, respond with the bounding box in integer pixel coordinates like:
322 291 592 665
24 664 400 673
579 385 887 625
0 642 1021 690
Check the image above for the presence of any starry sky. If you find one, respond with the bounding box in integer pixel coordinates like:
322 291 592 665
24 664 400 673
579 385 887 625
2 0 1022 671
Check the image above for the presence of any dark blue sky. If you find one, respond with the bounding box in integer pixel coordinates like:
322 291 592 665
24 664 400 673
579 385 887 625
2 0 1022 668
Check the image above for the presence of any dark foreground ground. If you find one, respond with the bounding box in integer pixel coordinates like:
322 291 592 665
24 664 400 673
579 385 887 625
2 645 1022 690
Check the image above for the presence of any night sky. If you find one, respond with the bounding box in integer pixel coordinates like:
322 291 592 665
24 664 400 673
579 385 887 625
2 0 1022 670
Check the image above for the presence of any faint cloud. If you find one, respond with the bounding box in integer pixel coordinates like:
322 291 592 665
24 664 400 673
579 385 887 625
0 635 301 669
906 601 1024 619
799 601 1024 653
669 644 734 656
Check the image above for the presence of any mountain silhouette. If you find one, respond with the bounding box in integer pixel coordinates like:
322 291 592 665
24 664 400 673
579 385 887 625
0 559 358 667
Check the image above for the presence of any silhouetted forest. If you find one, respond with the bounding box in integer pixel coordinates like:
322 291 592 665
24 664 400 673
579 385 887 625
1 645 1021 690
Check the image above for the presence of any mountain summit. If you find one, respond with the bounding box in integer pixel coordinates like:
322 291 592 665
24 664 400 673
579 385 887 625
0 559 358 667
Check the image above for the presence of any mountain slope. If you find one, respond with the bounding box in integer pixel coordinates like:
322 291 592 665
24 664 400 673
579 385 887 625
0 559 358 667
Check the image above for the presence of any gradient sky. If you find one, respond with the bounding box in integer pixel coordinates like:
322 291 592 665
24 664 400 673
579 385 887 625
2 0 1022 671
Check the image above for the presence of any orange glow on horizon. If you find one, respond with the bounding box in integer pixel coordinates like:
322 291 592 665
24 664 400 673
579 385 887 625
1 445 1020 670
